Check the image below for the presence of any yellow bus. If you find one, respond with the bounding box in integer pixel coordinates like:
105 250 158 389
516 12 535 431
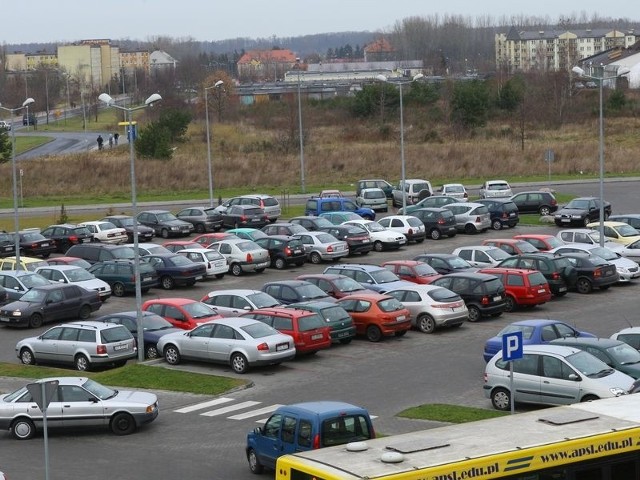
275 394 640 480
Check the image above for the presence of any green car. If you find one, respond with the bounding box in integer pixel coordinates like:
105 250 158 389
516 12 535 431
226 228 268 242
286 300 356 344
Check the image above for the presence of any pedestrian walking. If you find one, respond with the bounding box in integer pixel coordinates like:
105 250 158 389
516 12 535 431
97 135 104 150
113 132 119 145
108 133 114 148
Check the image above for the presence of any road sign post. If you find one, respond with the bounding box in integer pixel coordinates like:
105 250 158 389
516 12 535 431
27 380 58 480
502 332 523 414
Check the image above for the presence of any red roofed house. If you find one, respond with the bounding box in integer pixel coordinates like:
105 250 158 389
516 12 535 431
237 49 298 82
364 37 397 62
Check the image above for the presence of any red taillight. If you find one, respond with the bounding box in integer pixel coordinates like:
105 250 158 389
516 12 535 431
284 246 292 256
481 295 490 305
551 199 557 206
256 342 269 351
408 228 414 235
241 215 247 222
246 253 253 263
312 433 321 449
69 235 78 243
501 212 508 219
96 344 107 355
437 218 445 224
594 268 602 278
327 245 334 252
551 272 560 280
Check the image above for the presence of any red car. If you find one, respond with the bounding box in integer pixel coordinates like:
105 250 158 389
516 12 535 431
295 273 376 299
337 293 411 342
481 238 540 256
241 307 331 354
142 298 222 330
45 256 92 269
512 234 565 252
477 267 552 312
381 260 442 284
162 240 201 253
193 232 238 248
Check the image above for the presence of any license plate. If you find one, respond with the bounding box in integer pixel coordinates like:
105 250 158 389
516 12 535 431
114 344 128 351
41 243 49 247
493 295 502 301
195 276 203 281
82 238 91 243
559 287 567 292
397 315 406 321
337 332 349 338
538 288 547 293
252 218 260 222
276 342 289 351
0 316 10 322
561 218 570 222
143 277 152 281
294 249 302 254
311 334 323 340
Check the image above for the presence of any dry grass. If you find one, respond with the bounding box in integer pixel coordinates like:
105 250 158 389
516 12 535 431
1 112 639 204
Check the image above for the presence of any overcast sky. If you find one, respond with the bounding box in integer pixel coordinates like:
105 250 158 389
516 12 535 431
3 0 638 45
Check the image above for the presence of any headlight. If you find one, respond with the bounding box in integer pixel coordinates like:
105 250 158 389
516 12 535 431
571 215 582 219
11 310 22 317
610 387 627 396
618 267 629 273
170 226 180 231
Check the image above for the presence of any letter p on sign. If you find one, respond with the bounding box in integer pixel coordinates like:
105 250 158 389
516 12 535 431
502 331 523 362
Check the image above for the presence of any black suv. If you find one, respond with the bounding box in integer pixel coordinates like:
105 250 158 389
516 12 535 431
101 215 155 242
88 259 160 297
510 190 558 216
476 198 519 230
411 208 457 240
431 272 507 322
66 243 136 265
136 210 193 238
554 197 612 227
41 224 94 253
555 252 618 294
0 231 16 257
254 235 307 269
496 252 577 296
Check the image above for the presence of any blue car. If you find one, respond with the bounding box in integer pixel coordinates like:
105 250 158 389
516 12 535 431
483 319 596 362
304 197 375 220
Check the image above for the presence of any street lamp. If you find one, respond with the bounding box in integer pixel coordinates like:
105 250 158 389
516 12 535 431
376 73 424 212
295 57 306 194
572 65 630 247
98 92 162 362
204 80 224 208
0 97 35 268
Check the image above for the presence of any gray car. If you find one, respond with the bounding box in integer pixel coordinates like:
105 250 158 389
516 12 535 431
207 238 270 276
484 344 634 411
15 321 136 371
0 271 51 301
201 289 280 316
0 376 158 439
292 231 349 264
443 202 491 234
175 206 223 233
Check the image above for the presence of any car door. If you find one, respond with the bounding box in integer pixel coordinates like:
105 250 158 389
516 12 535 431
181 323 215 359
60 384 107 428
60 285 84 319
539 354 582 405
32 326 65 361
208 323 240 361
252 413 286 469
42 288 67 322
509 353 542 405
386 289 420 319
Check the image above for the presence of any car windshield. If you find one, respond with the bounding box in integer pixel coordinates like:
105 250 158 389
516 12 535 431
345 226 367 235
565 199 590 210
65 268 95 282
111 247 135 259
377 297 406 312
19 288 48 302
606 343 640 365
487 248 510 261
317 305 351 323
142 314 175 331
589 247 617 261
17 273 50 288
168 255 194 266
204 208 219 217
316 233 337 244
497 324 535 340
262 197 278 207
428 288 462 303
412 182 430 192
73 227 92 235
414 264 438 276
247 292 280 308
22 232 45 242
313 218 334 228
99 222 118 230
83 378 118 400
203 251 224 261
182 302 218 319
544 237 564 249
242 321 278 339
112 217 133 227
295 284 329 300
445 185 465 193
407 217 424 227
298 313 325 331
449 257 473 269
236 241 261 252
286 224 306 234
616 224 640 237
364 190 385 199
333 276 366 292
488 183 509 191
566 350 614 377
366 222 385 232
101 326 134 343
528 272 548 286
516 241 539 253
370 269 401 284
156 212 178 222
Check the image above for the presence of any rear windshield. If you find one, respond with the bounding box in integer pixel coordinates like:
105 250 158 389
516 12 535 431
247 292 280 308
473 206 490 215
316 305 352 323
111 247 136 259
412 182 430 193
377 297 406 312
364 190 385 199
237 241 261 252
476 278 504 294
428 288 462 303
321 414 373 447
244 208 264 216
262 197 279 207
101 326 133 343
73 227 91 235
488 183 510 190
527 272 548 286
242 322 278 339
297 313 325 331
407 217 424 227
18 274 51 288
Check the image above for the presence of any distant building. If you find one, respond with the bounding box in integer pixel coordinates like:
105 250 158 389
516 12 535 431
5 51 57 71
57 39 120 88
237 49 297 82
364 37 396 62
576 41 640 89
149 50 178 73
285 60 424 83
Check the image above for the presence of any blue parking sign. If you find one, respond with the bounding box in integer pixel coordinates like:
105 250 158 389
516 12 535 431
502 332 523 362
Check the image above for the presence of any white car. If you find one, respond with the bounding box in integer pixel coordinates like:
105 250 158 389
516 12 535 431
452 245 511 268
123 243 172 256
443 202 491 234
176 248 228 279
611 327 640 351
207 238 270 276
479 180 512 199
342 219 406 252
79 221 128 244
548 244 640 283
35 265 112 301
556 228 623 251
438 183 468 201
618 239 640 264
376 215 426 243
201 289 280 316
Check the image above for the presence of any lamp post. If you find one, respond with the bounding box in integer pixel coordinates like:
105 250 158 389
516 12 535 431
0 97 35 268
204 80 224 208
295 57 306 194
572 65 630 247
376 73 424 213
98 92 162 362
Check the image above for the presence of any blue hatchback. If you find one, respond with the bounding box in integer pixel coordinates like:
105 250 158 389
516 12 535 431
483 319 596 362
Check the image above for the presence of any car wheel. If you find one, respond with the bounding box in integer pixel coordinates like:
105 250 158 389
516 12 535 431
11 418 36 440
78 305 91 319
464 224 477 234
274 257 286 270
28 313 43 329
161 228 170 239
467 305 481 322
255 268 266 273
145 344 159 359
310 252 322 264
539 206 551 216
112 282 126 297
492 219 503 230
161 276 175 290
215 273 225 279
74 354 90 371
395 330 407 337
582 217 590 227
373 241 384 252
504 296 516 312
430 228 442 240
164 345 181 365
110 412 136 436
366 325 382 342
581 395 599 403
417 314 436 334
555 290 568 297
231 352 249 373
360 250 370 255
230 263 243 276
247 448 264 474
20 348 36 365
491 388 511 411
195 223 205 233
576 277 593 294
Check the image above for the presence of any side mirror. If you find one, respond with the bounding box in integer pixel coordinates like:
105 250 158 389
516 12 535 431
254 426 263 435
568 373 580 381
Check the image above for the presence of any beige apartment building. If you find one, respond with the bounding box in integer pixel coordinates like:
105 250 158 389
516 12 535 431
496 26 638 73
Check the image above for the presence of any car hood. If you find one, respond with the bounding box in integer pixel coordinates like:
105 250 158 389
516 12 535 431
367 280 414 294
0 300 38 313
112 389 158 405
144 327 183 342
163 219 191 227
556 208 587 215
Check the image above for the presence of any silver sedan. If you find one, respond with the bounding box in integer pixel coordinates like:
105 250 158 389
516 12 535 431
156 317 295 374
0 377 158 440
292 231 349 264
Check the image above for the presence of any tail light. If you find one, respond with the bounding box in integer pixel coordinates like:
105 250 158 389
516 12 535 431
501 212 508 219
256 342 269 351
312 433 321 449
246 253 253 263
484 372 488 383
240 215 247 222
69 235 78 243
327 245 334 252
284 246 292 256
481 295 490 305
551 199 557 206
551 272 560 280
408 228 414 236
437 218 445 224
96 344 107 355
594 268 602 278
